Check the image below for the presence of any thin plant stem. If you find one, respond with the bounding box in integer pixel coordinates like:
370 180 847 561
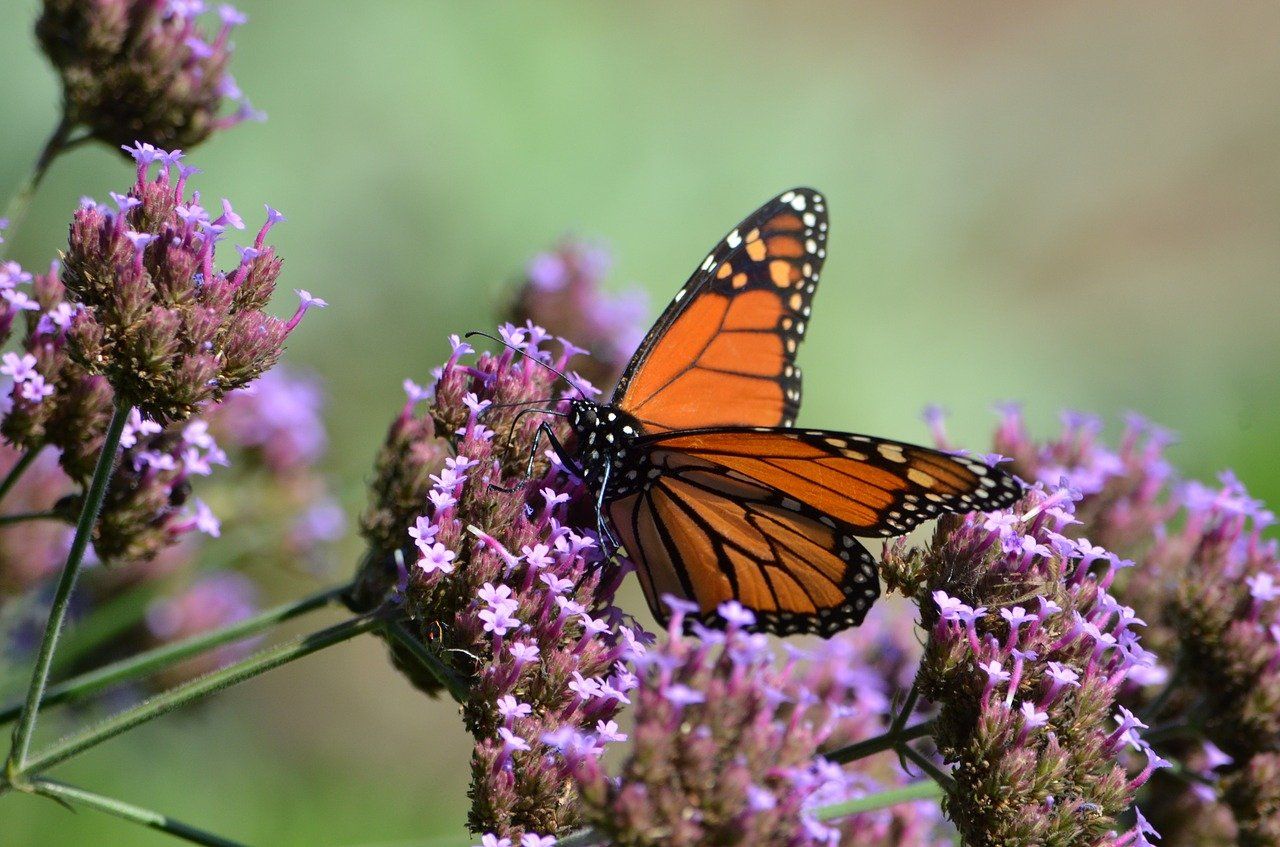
30 778 249 847
0 114 80 257
0 510 64 526
890 679 920 735
384 620 470 704
825 718 935 764
897 743 956 793
814 778 944 821
556 779 945 846
0 582 352 725
17 613 380 777
6 399 129 781
0 449 41 506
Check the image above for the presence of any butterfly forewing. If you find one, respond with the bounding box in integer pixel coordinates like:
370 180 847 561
611 188 828 433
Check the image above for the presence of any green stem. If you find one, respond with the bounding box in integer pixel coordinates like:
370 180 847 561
813 778 944 821
0 582 352 725
0 114 78 257
6 399 129 780
897 743 956 793
16 613 379 777
825 718 935 764
0 449 41 506
891 679 920 735
0 509 65 526
30 778 248 847
384 620 471 704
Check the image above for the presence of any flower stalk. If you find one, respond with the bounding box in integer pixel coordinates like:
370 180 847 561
14 613 380 778
29 778 248 847
5 398 129 782
0 114 84 258
0 582 352 725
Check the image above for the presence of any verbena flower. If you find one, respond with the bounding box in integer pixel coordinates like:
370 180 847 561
509 240 647 390
357 325 644 840
882 476 1165 845
36 0 262 151
990 407 1280 843
566 599 945 847
63 143 317 425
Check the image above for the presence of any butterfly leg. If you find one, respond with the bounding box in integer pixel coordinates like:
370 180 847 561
594 459 621 554
490 421 583 493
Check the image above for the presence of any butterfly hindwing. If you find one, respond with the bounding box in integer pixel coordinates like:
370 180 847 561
611 188 828 433
606 447 879 638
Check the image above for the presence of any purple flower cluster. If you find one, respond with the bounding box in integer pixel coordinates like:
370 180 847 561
36 0 261 151
883 476 1166 845
63 142 321 424
988 407 1280 843
358 325 645 840
989 406 1179 553
565 598 940 847
88 411 225 561
510 240 647 391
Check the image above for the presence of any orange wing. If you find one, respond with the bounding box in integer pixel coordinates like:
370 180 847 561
611 188 827 433
640 427 1023 537
607 448 880 637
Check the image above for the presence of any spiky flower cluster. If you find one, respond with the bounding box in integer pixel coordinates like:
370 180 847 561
883 477 1166 846
510 240 647 390
36 0 261 151
63 142 322 425
566 599 945 847
0 252 227 563
358 326 645 841
990 407 1280 844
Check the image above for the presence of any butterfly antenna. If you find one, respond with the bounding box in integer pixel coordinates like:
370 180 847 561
477 397 560 422
464 330 590 398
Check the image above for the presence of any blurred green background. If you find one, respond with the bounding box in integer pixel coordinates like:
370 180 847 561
2 1 1278 844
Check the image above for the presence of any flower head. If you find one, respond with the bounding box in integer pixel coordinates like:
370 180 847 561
37 0 260 150
61 148 308 424
354 325 645 839
882 477 1158 843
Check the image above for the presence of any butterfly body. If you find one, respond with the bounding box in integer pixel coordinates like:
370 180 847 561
565 399 649 499
543 188 1020 637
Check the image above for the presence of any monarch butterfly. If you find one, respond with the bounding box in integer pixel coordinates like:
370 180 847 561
488 188 1020 637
